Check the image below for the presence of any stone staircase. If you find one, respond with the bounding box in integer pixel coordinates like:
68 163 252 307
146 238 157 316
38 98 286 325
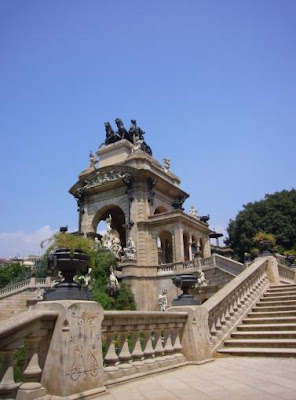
218 283 296 357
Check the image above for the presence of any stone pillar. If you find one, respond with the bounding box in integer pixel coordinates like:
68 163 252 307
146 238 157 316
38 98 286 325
174 225 184 262
266 256 280 284
33 300 106 398
168 306 212 362
188 239 193 261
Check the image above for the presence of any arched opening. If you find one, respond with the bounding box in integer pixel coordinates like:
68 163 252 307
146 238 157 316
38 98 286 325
93 205 126 249
183 232 190 261
157 231 173 264
154 206 168 215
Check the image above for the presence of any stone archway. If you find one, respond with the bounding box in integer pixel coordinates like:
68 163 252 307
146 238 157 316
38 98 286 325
157 231 173 264
92 205 127 249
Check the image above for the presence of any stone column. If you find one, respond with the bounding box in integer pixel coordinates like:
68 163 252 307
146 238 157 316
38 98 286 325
188 239 193 261
33 300 106 398
174 225 184 262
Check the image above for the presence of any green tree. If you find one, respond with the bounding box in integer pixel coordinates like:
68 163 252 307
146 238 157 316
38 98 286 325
226 189 296 262
0 262 31 289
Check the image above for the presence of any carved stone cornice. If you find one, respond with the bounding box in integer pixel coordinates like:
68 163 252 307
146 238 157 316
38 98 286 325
84 170 133 190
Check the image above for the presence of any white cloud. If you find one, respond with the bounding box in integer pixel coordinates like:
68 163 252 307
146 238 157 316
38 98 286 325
0 226 56 258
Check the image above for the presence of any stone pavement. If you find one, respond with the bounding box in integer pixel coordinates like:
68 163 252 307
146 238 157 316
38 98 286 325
101 357 296 400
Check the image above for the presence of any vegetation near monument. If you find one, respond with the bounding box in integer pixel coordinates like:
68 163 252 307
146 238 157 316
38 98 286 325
226 189 296 262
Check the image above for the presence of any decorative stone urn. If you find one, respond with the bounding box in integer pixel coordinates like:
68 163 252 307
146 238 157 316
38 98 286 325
44 248 92 300
257 240 273 256
172 273 201 306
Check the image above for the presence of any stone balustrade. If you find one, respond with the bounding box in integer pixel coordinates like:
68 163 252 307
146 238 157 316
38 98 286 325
0 278 52 299
102 311 188 384
202 256 276 353
0 309 58 400
278 264 296 283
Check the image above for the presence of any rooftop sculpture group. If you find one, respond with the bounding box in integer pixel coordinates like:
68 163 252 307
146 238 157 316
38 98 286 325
102 118 152 156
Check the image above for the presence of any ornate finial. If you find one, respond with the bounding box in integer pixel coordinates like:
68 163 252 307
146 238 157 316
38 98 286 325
163 158 170 172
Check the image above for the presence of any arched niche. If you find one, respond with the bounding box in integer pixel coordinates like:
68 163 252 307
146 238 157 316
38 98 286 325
154 206 168 215
92 205 127 248
157 231 173 264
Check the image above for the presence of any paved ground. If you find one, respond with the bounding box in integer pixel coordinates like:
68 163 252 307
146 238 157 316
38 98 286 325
102 357 296 400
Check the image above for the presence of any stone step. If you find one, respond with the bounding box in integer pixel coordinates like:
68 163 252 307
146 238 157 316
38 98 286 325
252 305 296 312
224 339 296 348
263 291 296 298
217 347 296 357
259 297 296 303
237 323 296 331
256 299 296 306
268 284 296 290
231 331 296 339
243 316 296 324
247 310 296 318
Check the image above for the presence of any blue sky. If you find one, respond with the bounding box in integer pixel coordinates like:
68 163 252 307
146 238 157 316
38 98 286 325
0 0 295 257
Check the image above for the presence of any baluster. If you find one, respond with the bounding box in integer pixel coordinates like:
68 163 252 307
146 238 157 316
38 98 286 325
131 330 144 368
104 331 120 374
153 327 164 365
220 311 227 333
232 297 238 312
16 332 47 400
118 329 132 370
0 341 22 400
143 327 155 365
171 324 184 362
162 325 174 363
224 305 231 325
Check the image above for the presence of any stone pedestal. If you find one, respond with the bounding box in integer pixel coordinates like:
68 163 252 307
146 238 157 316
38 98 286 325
33 300 105 399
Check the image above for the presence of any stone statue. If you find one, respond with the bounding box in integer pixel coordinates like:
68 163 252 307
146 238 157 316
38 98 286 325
163 158 170 172
122 237 137 260
132 135 143 152
89 151 97 168
115 118 131 141
107 266 120 296
104 122 121 145
101 215 123 258
37 288 45 300
189 205 199 219
158 289 168 311
196 269 208 287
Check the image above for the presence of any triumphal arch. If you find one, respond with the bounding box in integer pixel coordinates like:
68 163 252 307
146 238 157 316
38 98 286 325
69 119 212 309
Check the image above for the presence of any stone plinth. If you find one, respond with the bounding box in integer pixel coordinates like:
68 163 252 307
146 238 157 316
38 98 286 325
33 300 105 399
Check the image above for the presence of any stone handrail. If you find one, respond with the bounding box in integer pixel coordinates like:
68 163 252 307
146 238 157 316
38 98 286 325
278 263 295 283
276 253 289 267
0 277 52 299
102 310 188 384
213 254 245 276
0 309 58 399
202 256 273 352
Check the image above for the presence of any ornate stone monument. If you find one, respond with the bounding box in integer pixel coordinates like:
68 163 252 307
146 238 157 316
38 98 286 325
69 118 212 310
